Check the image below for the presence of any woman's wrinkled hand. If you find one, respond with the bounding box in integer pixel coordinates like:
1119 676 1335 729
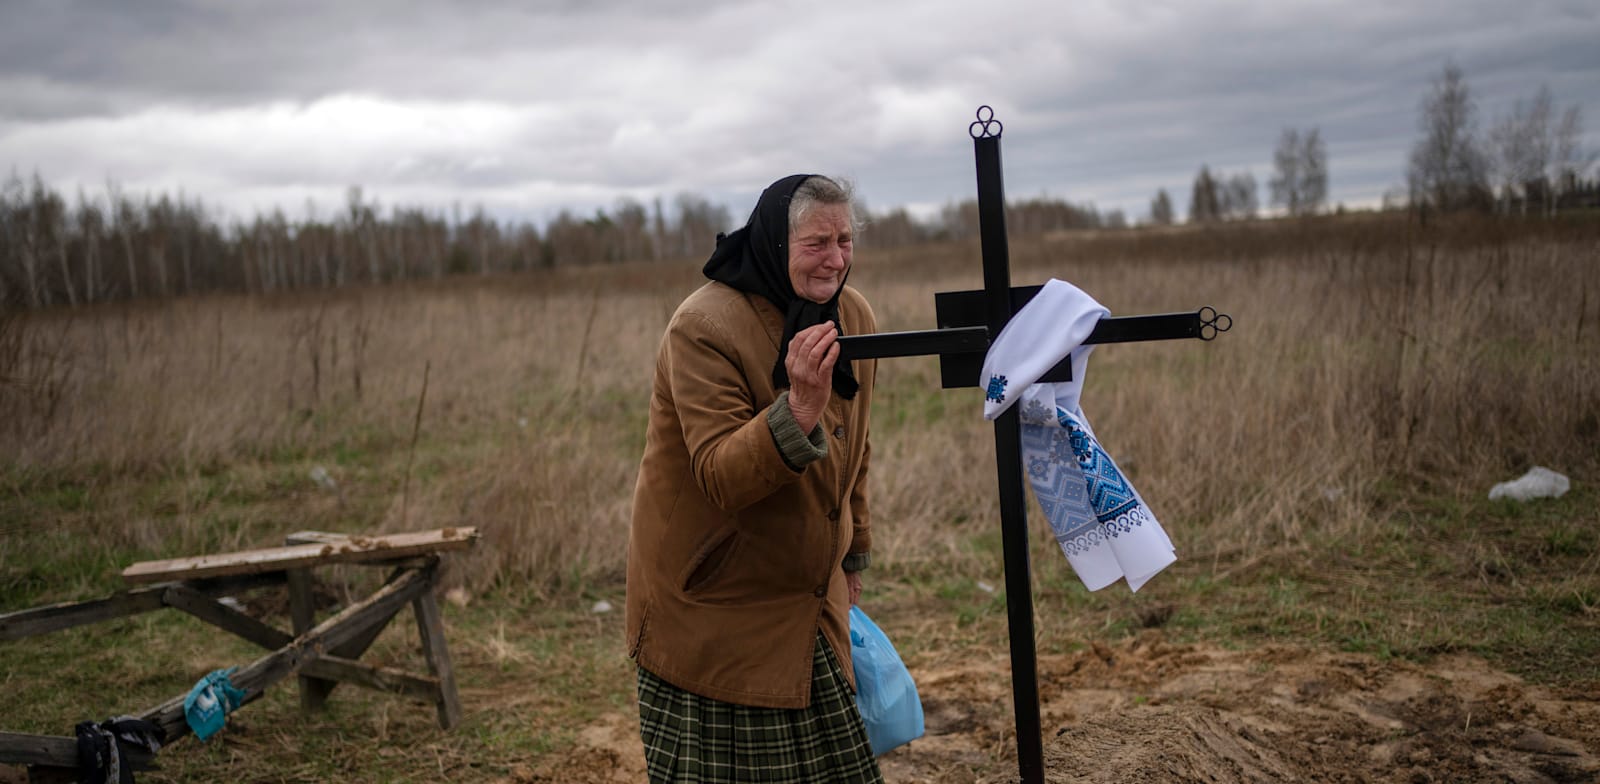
786 321 838 433
846 571 862 607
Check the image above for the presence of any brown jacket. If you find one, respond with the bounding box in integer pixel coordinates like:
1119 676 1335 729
625 281 876 708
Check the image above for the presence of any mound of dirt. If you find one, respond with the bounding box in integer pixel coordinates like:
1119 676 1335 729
519 635 1600 783
1045 705 1296 782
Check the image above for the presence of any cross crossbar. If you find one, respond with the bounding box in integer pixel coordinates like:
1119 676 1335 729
838 283 1229 388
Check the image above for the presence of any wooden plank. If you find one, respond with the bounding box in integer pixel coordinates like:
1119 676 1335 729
0 587 166 641
412 587 462 730
138 567 432 742
301 655 440 701
0 732 73 768
162 585 293 650
0 732 154 772
284 530 350 546
121 527 477 584
0 572 285 641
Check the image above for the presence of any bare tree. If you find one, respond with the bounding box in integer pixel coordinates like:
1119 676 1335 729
1270 128 1327 216
673 193 731 259
1552 104 1596 209
464 205 497 274
936 200 979 240
1270 128 1303 215
1489 86 1552 214
10 174 43 307
651 197 667 261
75 189 103 304
1149 189 1174 226
1190 166 1221 223
1222 172 1258 220
867 206 927 246
44 179 76 306
1302 130 1327 213
613 197 651 262
1486 85 1595 215
0 173 15 304
1407 62 1490 211
107 181 139 299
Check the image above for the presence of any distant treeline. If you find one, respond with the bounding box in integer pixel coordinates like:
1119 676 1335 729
0 174 1124 309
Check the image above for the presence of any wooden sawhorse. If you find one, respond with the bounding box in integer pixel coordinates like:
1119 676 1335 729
0 526 477 781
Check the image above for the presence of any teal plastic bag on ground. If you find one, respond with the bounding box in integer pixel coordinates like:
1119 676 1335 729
849 606 924 755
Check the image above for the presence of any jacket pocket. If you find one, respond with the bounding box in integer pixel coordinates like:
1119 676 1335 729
679 526 740 595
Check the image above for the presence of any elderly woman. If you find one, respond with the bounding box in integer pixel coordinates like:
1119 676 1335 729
625 174 882 783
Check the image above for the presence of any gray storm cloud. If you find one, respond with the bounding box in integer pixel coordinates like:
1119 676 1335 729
1 0 1596 223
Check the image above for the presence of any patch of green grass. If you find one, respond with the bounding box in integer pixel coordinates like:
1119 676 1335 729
3 419 1595 780
2 573 641 782
1137 482 1600 684
1541 524 1592 557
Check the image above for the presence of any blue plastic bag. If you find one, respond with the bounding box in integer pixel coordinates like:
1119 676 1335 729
849 606 924 756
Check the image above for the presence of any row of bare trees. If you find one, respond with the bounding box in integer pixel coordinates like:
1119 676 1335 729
1410 65 1596 213
0 173 1128 309
1148 63 1596 223
1147 167 1264 227
1151 126 1328 226
0 177 754 308
1409 63 1596 213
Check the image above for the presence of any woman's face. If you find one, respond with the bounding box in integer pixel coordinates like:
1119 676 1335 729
787 203 853 304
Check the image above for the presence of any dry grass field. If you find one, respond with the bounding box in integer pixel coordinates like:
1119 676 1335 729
2 212 1597 782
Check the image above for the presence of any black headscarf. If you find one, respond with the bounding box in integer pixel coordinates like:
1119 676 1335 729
702 174 859 400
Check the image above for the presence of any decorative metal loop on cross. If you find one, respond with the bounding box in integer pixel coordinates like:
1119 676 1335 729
969 105 1003 139
1197 306 1233 341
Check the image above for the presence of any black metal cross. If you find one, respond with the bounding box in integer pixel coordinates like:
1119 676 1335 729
836 105 1230 784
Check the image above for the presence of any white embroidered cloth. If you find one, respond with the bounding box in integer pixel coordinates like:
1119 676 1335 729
979 279 1175 592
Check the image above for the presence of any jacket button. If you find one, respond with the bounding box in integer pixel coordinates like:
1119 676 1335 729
814 586 828 598
826 508 840 521
833 426 846 439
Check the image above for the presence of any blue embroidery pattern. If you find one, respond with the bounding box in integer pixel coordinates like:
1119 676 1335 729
1020 423 1098 554
1062 416 1140 528
985 374 1008 403
1022 406 1157 561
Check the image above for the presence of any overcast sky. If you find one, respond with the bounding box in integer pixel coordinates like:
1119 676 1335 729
2 0 1597 229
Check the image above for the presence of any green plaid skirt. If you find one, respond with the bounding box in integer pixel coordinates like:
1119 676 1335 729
636 634 884 784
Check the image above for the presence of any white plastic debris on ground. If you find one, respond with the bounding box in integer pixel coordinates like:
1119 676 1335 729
309 465 337 491
1488 467 1571 501
591 600 613 614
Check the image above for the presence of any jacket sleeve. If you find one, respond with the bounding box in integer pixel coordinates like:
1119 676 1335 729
667 311 804 512
846 434 872 565
844 289 876 567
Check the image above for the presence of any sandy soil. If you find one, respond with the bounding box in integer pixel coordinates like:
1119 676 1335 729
518 635 1599 783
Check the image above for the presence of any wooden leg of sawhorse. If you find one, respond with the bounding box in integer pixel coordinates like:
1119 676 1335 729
286 566 331 712
412 587 462 730
288 566 389 713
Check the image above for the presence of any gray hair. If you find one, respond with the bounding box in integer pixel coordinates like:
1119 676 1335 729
788 175 861 235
